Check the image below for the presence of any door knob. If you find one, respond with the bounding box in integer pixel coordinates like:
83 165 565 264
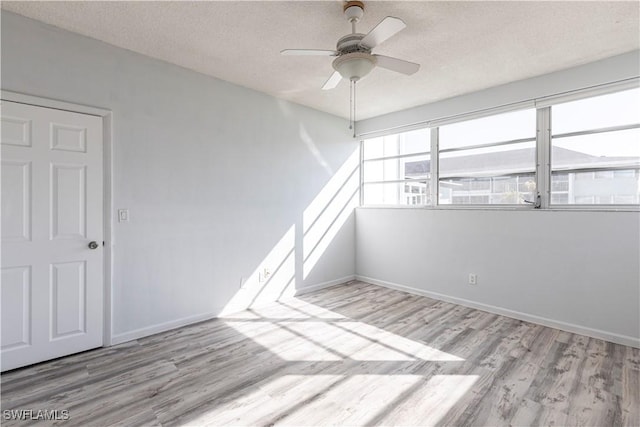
88 241 99 250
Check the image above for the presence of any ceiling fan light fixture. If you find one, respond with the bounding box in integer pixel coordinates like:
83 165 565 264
332 52 377 81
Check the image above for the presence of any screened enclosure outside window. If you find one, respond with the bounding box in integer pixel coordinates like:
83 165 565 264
438 109 537 205
550 88 640 205
362 129 430 206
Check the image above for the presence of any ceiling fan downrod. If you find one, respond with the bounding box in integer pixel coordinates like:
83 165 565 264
344 1 364 34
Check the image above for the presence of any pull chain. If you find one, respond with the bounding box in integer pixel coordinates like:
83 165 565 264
349 79 353 130
352 80 357 138
348 79 357 138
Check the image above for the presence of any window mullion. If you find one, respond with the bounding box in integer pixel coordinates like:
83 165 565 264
431 127 439 206
537 107 551 209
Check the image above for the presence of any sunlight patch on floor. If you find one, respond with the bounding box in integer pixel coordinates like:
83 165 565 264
224 320 344 361
337 321 465 362
243 300 349 320
281 374 424 426
182 373 478 426
365 374 480 426
223 312 463 362
183 374 345 426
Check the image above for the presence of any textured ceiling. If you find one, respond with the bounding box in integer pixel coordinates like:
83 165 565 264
2 1 639 120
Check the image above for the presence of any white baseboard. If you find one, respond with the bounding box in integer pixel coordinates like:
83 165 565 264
109 276 356 346
356 275 640 349
110 309 222 345
296 275 356 296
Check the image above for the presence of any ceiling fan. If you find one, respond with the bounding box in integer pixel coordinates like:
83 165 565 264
281 1 420 135
281 1 420 90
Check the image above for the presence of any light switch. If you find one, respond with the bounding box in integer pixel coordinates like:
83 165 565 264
118 209 129 222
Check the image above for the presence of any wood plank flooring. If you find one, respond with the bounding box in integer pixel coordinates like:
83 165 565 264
2 281 639 426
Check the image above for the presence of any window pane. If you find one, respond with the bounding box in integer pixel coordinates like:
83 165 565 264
363 136 386 160
551 193 569 204
439 109 535 150
551 169 640 205
552 128 640 171
439 174 536 205
552 88 640 134
363 128 429 160
440 141 536 178
363 154 430 182
551 89 640 205
363 181 430 206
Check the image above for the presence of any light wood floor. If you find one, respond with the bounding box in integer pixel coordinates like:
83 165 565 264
2 281 639 426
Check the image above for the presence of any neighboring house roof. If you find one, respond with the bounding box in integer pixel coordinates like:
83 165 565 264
405 146 639 178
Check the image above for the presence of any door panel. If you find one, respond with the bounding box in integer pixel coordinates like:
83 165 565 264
1 266 31 350
51 164 87 239
1 100 103 371
50 261 87 339
51 124 87 153
1 160 31 241
1 115 31 147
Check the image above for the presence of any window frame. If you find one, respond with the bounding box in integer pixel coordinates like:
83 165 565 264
437 129 538 208
358 78 640 212
360 129 432 208
543 85 640 211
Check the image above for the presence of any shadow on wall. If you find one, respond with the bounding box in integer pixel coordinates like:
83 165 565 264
219 141 360 316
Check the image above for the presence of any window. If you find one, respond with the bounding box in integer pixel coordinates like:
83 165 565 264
359 81 640 210
550 88 640 205
438 109 537 205
362 129 430 206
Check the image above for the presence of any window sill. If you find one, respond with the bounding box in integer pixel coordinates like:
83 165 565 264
357 205 640 212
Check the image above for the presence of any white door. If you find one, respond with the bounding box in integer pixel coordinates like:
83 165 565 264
1 100 104 371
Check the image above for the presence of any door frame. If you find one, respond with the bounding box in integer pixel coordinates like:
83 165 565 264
1 90 115 346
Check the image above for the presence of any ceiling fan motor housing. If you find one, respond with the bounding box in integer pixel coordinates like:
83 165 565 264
336 33 368 54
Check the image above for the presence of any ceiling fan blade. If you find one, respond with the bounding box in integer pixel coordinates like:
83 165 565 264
359 16 406 49
322 71 342 90
281 49 339 56
374 55 420 75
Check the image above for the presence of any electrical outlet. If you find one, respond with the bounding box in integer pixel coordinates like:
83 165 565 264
469 273 477 285
259 268 272 283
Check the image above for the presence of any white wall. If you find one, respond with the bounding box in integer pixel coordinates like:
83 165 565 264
356 52 640 347
1 12 358 342
357 50 640 136
356 209 640 346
